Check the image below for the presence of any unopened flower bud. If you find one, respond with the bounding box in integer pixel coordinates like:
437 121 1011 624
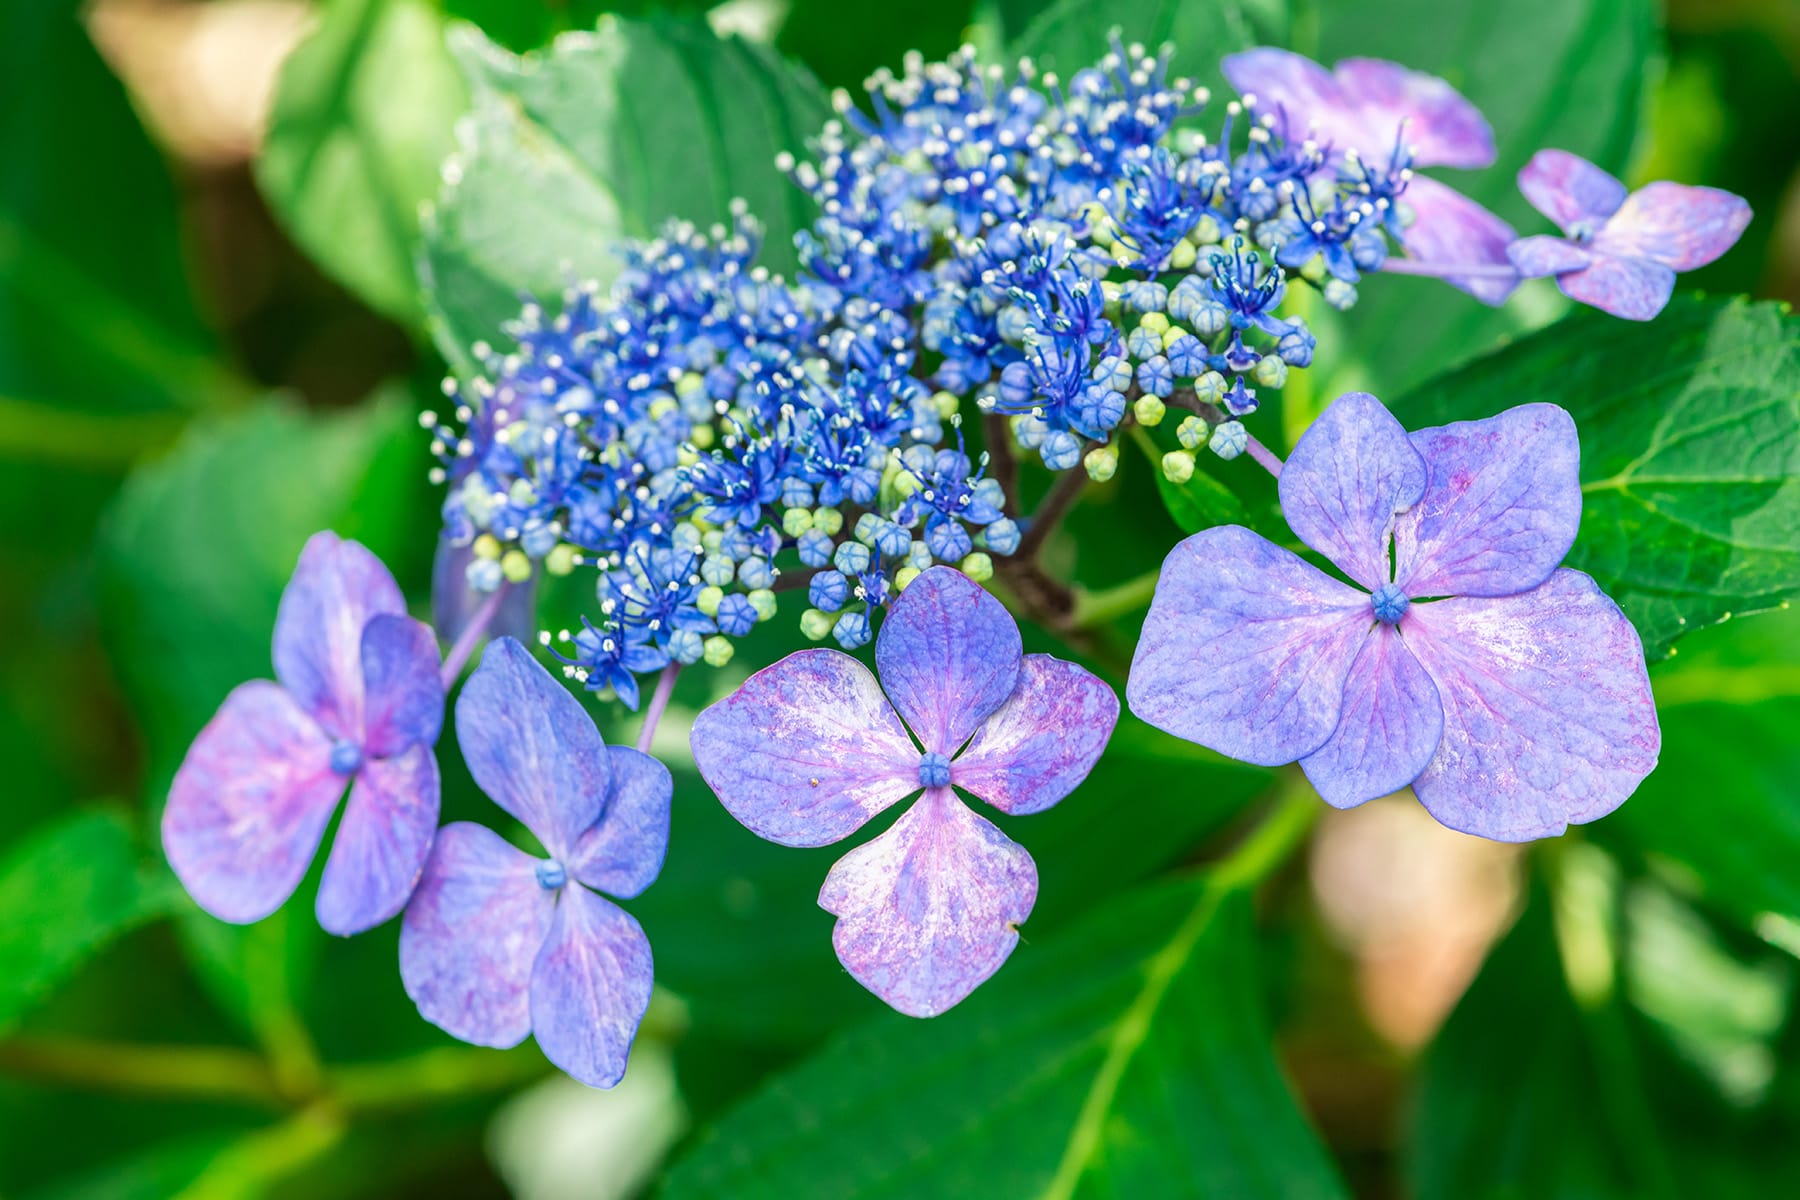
1211 421 1250 460
959 552 993 582
1162 449 1196 483
1176 415 1210 449
1084 445 1119 482
800 608 836 641
1134 395 1167 427
702 635 735 667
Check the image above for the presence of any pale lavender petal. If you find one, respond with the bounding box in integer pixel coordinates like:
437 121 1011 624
315 742 440 935
1333 58 1495 169
569 746 671 900
1127 526 1372 766
272 531 405 740
1300 626 1442 809
951 655 1119 816
1221 49 1361 147
1555 253 1677 322
819 788 1036 1018
400 822 553 1048
1397 175 1521 305
1595 182 1752 271
359 614 444 757
1393 404 1582 598
1517 149 1628 231
1404 570 1660 841
457 638 608 859
1508 235 1593 278
163 681 342 925
691 650 919 847
874 566 1022 755
530 885 654 1089
1280 391 1427 590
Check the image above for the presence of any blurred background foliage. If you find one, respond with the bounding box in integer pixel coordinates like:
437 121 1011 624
1 0 1797 1196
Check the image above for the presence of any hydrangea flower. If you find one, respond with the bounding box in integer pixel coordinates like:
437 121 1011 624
1221 48 1521 303
400 638 669 1089
689 567 1118 1016
1127 392 1660 840
164 532 443 934
1508 149 1753 320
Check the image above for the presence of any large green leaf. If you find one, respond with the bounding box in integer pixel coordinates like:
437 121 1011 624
1390 296 1800 659
1010 0 1256 95
0 810 179 1033
256 0 469 325
1411 887 1800 1200
0 4 240 416
1306 0 1658 400
419 17 829 372
1601 601 1800 927
662 871 1343 1198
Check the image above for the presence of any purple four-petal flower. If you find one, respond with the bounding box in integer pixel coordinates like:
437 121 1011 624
164 531 445 935
1508 149 1752 321
1222 48 1521 303
1127 392 1660 841
690 567 1119 1017
399 638 669 1089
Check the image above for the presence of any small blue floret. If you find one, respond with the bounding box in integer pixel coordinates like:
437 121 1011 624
1371 583 1411 625
536 859 567 890
918 752 952 789
329 739 363 776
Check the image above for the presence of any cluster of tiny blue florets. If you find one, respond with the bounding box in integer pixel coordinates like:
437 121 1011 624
426 39 1427 707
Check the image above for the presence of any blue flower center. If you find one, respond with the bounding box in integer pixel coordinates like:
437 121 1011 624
918 752 952 789
1568 219 1597 244
536 859 567 890
1371 583 1411 625
328 739 363 776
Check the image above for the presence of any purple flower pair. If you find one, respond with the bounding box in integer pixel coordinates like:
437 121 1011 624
400 638 670 1089
1128 392 1660 841
1509 149 1752 321
1222 48 1520 304
164 532 445 935
691 567 1118 1017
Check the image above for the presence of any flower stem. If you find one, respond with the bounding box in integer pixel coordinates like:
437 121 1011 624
439 585 508 688
635 663 681 755
1243 432 1284 479
1070 568 1162 630
1207 781 1318 894
983 410 1022 517
1016 467 1090 560
0 1035 287 1108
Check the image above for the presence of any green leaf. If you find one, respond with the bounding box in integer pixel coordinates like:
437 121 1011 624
1154 456 1252 534
1411 884 1800 1199
99 389 431 792
1010 0 1256 95
1600 601 1800 927
1389 296 1800 659
23 1135 237 1200
419 17 829 371
662 873 1343 1198
256 0 469 325
0 810 179 1033
0 5 242 414
1307 0 1658 399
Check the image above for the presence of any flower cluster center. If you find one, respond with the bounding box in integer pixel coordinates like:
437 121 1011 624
1371 583 1411 625
329 739 364 776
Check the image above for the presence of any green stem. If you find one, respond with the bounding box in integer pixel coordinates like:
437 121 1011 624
1070 568 1161 630
0 1036 285 1108
173 1105 348 1200
1207 781 1319 894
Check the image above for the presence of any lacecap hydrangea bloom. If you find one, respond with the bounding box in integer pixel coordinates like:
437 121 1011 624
1128 392 1661 840
400 638 670 1088
1508 148 1753 320
164 532 444 934
690 567 1118 1016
